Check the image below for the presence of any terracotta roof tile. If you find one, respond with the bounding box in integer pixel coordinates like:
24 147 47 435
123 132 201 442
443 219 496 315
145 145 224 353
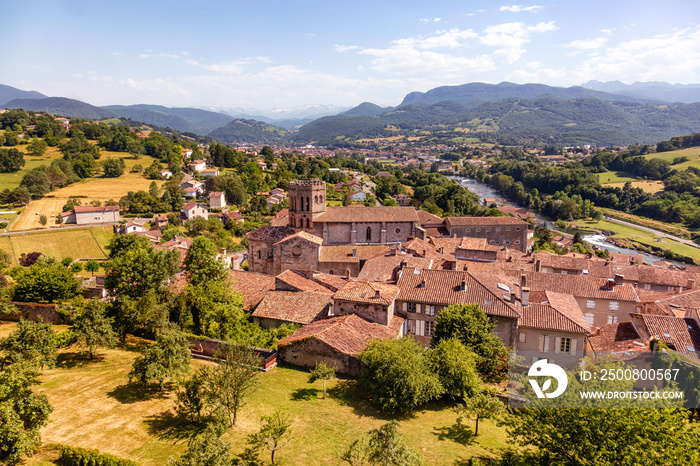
519 291 590 334
314 206 419 223
416 210 444 226
275 270 334 294
396 268 520 318
641 314 700 353
319 245 392 263
72 205 119 213
252 291 332 325
333 281 400 306
311 272 349 292
520 272 640 302
357 253 433 282
229 270 276 310
274 230 323 246
278 314 399 356
588 322 647 353
445 216 528 227
246 225 297 241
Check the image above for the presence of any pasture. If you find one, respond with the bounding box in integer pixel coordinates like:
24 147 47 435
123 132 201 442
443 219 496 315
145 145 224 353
10 330 510 466
0 226 113 264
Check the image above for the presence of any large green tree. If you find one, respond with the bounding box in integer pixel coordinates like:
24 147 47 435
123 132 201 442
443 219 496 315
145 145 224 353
432 303 508 382
129 323 191 391
341 421 422 466
358 337 442 414
183 236 226 287
0 319 57 369
426 337 480 400
11 259 80 303
70 300 118 360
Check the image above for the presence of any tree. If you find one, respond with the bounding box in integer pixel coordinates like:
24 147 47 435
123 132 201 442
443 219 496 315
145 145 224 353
102 157 126 177
27 139 47 157
38 214 47 226
175 368 208 423
426 338 480 400
341 421 422 466
129 323 191 391
205 344 261 427
85 260 100 276
432 304 508 382
19 168 50 198
246 411 293 465
0 148 25 173
457 389 504 436
309 361 336 399
70 300 118 360
168 424 232 466
0 318 57 369
0 362 53 463
183 236 225 287
11 259 81 303
358 337 442 414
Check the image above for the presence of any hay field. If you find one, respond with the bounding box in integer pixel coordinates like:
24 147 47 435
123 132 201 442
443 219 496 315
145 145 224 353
602 180 664 194
0 226 112 262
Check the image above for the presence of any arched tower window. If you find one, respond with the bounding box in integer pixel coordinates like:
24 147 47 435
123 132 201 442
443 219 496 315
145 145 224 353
314 195 318 204
258 250 262 259
366 226 372 242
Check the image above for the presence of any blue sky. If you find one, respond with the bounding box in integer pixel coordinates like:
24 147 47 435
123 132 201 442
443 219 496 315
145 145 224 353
2 0 699 111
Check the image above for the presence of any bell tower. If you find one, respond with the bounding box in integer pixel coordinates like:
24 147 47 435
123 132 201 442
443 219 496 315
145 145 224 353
288 178 326 229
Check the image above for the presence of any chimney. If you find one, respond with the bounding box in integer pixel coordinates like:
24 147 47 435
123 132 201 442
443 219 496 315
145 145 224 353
521 287 530 306
374 289 381 299
422 249 426 257
419 279 426 288
688 279 696 290
510 290 516 303
352 248 357 258
521 274 527 288
460 280 467 291
607 278 615 291
614 274 624 285
438 247 444 254
535 259 541 272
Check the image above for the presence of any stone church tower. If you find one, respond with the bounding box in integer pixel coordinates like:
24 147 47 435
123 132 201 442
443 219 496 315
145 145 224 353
288 178 326 229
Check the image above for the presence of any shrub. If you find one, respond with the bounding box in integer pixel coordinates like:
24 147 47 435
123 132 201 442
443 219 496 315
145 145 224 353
58 445 139 466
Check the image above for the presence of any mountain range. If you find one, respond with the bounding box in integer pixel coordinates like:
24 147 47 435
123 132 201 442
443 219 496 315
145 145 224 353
2 81 699 146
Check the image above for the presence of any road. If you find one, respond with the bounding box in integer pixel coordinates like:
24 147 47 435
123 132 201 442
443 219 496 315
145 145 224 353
604 216 700 250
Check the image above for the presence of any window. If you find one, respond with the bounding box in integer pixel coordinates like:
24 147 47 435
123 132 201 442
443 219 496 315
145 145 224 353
484 299 493 306
395 228 401 234
486 228 491 232
407 302 416 313
515 240 520 244
366 226 372 241
516 227 521 231
408 320 416 334
609 301 620 311
519 332 526 343
427 305 435 316
585 313 595 326
607 315 619 324
559 337 571 353
506 228 511 231
258 250 262 259
425 321 434 336
585 300 595 309
329 270 334 275
495 227 501 232
643 283 651 290
476 228 481 232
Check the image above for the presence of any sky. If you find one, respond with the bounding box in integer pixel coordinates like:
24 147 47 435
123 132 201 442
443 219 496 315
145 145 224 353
2 0 700 112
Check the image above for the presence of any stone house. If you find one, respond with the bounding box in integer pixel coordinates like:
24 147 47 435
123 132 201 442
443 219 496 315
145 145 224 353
209 191 226 210
395 267 520 348
61 205 120 225
331 281 400 326
444 216 529 253
245 226 297 275
252 291 332 328
181 201 209 220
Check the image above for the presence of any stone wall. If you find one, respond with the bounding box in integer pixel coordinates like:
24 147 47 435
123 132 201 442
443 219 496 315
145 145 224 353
332 301 391 326
273 236 320 275
278 338 364 377
2 302 65 325
187 337 277 371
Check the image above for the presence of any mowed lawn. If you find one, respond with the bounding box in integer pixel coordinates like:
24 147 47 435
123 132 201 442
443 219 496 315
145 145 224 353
0 226 113 263
644 146 700 169
13 329 510 465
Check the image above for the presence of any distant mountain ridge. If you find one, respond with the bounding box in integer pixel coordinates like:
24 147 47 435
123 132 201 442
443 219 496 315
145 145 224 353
401 81 650 107
104 104 235 135
4 97 116 120
582 80 700 104
0 84 46 106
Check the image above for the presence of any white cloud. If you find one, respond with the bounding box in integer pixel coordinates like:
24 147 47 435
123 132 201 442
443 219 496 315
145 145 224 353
420 18 441 23
334 44 360 52
479 21 556 63
576 26 700 83
202 57 273 74
499 5 544 12
564 37 608 50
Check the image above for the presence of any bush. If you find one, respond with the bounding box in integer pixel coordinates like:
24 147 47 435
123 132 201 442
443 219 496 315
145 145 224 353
54 330 76 348
58 445 139 466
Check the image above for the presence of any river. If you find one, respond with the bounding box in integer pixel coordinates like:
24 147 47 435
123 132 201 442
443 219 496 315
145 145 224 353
448 176 664 264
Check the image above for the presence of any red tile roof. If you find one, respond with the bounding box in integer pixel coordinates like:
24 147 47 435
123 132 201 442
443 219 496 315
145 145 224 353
333 281 400 306
246 225 297 241
278 314 399 356
229 270 276 310
520 272 640 302
588 322 647 353
314 206 419 223
274 230 323 246
640 314 700 353
252 291 332 325
311 272 349 292
445 216 528 227
396 267 520 318
275 270 334 294
73 205 119 213
519 292 590 334
319 245 392 263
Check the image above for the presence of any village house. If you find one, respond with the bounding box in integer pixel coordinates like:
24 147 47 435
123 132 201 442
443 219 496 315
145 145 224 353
252 291 332 328
118 218 148 234
331 280 400 327
61 205 120 225
188 160 206 172
393 193 412 206
200 168 220 177
444 216 530 253
209 191 226 210
181 201 209 220
395 267 520 347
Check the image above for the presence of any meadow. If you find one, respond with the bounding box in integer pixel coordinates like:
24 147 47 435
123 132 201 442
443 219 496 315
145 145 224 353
0 226 113 264
5 326 510 465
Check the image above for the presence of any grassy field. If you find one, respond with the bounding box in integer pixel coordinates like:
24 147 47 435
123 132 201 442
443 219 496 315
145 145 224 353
0 226 113 264
602 180 664 193
597 170 638 184
644 146 700 170
577 218 700 262
10 327 510 465
0 146 65 192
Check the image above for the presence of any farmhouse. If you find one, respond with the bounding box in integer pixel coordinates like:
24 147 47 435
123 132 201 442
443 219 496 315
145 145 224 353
61 205 120 225
181 201 209 220
209 191 226 209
